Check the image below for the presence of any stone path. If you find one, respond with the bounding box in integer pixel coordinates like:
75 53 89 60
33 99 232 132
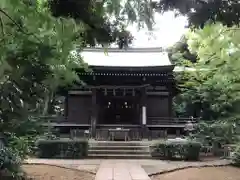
95 161 150 180
25 158 232 177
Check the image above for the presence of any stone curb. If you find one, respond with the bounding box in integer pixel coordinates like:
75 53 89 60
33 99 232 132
148 162 232 176
21 163 96 175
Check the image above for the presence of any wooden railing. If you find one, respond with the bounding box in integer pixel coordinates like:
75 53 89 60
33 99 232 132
39 115 200 132
39 116 199 124
95 128 142 141
96 124 141 128
37 116 201 140
148 117 199 125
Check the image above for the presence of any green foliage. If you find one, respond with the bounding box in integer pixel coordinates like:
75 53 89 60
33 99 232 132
168 36 197 65
42 126 60 140
48 0 151 48
150 139 201 161
92 0 154 30
172 23 240 154
154 0 240 27
194 121 238 145
0 0 85 174
173 23 240 120
7 136 32 159
36 139 88 159
23 0 240 48
186 23 240 119
0 1 84 122
192 120 239 156
232 144 240 167
0 147 22 179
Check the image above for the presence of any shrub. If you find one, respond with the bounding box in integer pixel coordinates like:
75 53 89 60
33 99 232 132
0 147 20 173
232 144 240 167
194 122 238 146
0 146 27 180
150 139 201 161
36 139 88 159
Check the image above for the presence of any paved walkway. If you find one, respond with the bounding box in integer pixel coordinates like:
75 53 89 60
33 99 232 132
95 161 150 180
25 158 231 176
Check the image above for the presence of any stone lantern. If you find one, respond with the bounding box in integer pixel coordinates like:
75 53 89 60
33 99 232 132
184 120 194 136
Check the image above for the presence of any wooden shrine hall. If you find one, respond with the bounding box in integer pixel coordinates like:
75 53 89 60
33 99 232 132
54 47 196 140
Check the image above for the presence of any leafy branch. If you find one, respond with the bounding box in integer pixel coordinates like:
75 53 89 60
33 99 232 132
0 8 42 42
0 16 5 36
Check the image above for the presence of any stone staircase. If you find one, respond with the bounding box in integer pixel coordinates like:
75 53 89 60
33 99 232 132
88 141 151 159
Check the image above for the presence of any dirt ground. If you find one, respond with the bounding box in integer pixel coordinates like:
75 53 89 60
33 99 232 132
151 166 240 180
22 164 95 180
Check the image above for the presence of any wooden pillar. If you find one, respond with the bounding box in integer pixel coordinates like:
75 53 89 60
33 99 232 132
91 89 97 139
167 84 173 117
141 87 148 139
142 106 146 125
141 87 147 124
168 94 173 117
64 94 68 118
176 129 181 137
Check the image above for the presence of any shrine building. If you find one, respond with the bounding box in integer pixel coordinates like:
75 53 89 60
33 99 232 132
53 47 196 140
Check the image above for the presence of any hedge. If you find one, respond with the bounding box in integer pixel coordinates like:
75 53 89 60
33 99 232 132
36 139 88 159
150 139 201 161
232 144 240 167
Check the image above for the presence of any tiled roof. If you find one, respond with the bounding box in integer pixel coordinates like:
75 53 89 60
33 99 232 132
80 47 172 67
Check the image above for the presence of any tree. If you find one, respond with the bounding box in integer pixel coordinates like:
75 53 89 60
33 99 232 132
164 0 240 119
47 0 240 48
161 0 240 69
0 0 85 173
174 23 240 121
168 36 197 65
154 0 240 27
48 0 155 48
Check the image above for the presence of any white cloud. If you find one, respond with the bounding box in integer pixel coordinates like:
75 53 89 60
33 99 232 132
128 11 188 48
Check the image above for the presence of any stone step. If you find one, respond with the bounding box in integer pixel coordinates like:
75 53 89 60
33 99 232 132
88 140 151 159
88 149 150 155
88 153 151 159
89 141 151 147
89 145 149 151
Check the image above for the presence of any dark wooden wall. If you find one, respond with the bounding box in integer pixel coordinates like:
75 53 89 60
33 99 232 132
66 94 172 124
146 95 169 118
67 94 92 124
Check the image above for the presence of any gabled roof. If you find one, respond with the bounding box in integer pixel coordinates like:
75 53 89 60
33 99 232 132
81 47 172 67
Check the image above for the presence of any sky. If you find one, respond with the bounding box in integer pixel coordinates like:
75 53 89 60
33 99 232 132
127 11 188 48
80 11 189 68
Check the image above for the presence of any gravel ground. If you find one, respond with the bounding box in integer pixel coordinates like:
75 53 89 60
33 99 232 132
151 166 240 180
22 164 95 180
142 159 231 175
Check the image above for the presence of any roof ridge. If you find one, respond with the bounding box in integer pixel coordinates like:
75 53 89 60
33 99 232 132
83 47 166 53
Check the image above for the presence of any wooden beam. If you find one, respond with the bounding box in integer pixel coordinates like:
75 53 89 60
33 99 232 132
146 92 169 95
82 84 150 89
68 90 92 95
